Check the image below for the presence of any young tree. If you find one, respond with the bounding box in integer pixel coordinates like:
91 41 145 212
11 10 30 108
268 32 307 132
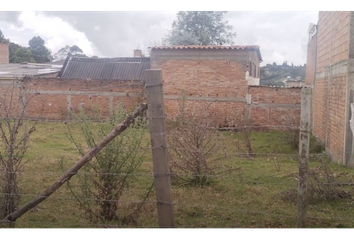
163 11 236 46
0 82 39 219
28 36 52 63
64 100 152 225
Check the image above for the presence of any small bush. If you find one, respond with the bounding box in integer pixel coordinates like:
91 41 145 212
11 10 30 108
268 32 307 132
167 98 231 187
64 100 152 225
279 158 353 204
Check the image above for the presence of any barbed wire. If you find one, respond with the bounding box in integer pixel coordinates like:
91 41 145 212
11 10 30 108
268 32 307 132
25 144 352 157
1 201 352 228
24 114 347 131
0 192 161 204
0 219 158 228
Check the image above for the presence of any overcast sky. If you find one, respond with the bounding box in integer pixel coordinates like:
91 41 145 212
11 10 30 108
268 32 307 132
0 11 318 65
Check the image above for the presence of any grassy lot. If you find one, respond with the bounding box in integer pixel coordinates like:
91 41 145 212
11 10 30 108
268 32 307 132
1 121 354 228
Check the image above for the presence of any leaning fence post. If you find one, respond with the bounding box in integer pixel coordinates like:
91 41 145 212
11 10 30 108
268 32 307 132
145 69 174 228
297 86 311 228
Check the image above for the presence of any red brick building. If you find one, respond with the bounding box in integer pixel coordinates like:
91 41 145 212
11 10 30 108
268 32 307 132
0 43 9 64
305 11 354 166
150 45 301 127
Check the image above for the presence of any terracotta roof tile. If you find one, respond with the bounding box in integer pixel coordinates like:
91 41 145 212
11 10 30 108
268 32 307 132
151 45 262 61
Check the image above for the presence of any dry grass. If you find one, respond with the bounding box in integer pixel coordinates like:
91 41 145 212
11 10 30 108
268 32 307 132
1 122 354 228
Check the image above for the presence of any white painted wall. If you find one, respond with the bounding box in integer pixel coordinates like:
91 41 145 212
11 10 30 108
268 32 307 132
245 71 260 85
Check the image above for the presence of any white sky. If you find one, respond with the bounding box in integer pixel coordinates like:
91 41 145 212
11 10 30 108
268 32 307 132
0 1 352 66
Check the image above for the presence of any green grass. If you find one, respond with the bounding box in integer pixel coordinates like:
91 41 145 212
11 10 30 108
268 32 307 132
1 121 354 228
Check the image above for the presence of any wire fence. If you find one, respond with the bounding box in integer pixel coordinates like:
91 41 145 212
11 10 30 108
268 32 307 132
1 138 353 228
1 80 353 228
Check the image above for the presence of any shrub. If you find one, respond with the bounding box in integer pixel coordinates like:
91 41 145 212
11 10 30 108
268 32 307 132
64 100 152 225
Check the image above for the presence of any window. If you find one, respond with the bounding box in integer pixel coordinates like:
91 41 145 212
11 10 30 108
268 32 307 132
249 62 258 77
254 64 257 78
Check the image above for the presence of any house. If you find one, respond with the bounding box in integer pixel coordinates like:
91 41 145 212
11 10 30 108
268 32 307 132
305 11 354 167
149 45 300 126
150 45 263 95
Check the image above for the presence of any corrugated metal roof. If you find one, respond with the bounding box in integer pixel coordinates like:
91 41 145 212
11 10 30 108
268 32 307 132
151 45 263 62
59 57 150 80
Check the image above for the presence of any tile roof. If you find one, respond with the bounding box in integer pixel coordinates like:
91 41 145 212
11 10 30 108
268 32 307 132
151 45 262 62
58 57 150 80
151 45 260 50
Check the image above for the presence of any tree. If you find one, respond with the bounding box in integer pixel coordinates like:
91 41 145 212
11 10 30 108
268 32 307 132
69 45 83 53
0 29 36 63
0 82 39 219
0 29 6 43
13 48 35 63
28 36 51 63
0 29 10 44
272 62 277 66
282 61 288 67
163 11 236 46
8 42 35 63
52 45 86 61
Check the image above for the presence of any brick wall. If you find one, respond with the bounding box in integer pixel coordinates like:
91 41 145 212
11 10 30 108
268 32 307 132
327 75 347 162
307 11 352 165
0 43 9 64
248 86 301 127
150 48 300 128
313 76 347 163
316 11 350 73
22 78 144 121
0 77 301 129
0 46 301 130
151 58 249 98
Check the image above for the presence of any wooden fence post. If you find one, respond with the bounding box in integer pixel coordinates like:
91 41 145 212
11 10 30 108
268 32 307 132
297 86 311 228
145 69 174 228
